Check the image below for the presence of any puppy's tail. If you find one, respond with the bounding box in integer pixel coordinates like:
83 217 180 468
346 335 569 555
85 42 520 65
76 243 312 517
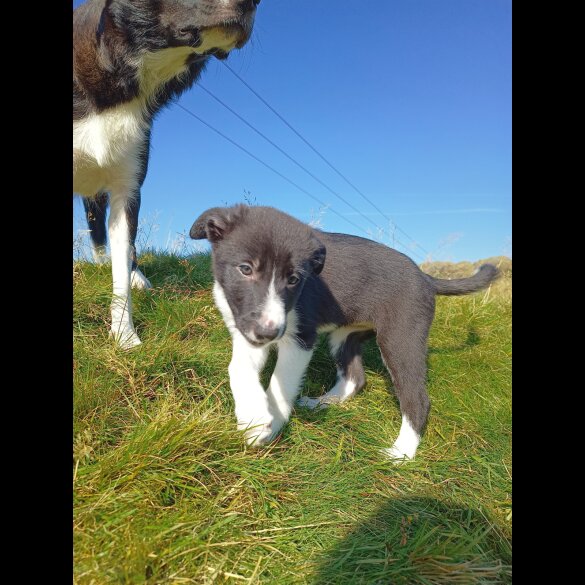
427 264 499 296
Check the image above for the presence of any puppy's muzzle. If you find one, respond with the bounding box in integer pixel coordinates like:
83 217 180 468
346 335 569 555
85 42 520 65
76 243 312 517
252 322 283 344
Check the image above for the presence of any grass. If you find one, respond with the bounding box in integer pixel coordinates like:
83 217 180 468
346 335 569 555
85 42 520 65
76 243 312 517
73 251 511 584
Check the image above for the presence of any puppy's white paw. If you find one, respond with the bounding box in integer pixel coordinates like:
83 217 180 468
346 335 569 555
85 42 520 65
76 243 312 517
110 326 142 350
244 424 275 447
131 268 152 290
382 417 420 462
380 446 414 464
296 396 325 410
237 414 285 447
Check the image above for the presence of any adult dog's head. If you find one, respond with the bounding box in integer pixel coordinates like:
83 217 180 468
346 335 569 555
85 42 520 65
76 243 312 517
191 205 326 346
103 0 260 58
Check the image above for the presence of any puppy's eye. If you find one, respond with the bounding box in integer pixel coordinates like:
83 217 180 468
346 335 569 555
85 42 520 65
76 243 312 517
287 274 300 286
238 264 253 276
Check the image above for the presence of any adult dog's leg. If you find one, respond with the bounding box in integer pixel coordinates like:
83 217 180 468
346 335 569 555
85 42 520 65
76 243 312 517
82 192 108 263
83 190 150 290
126 191 152 290
108 190 141 349
265 338 314 442
228 331 272 446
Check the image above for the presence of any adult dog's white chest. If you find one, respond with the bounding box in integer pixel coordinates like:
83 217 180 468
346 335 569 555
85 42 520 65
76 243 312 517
73 101 147 196
72 35 239 197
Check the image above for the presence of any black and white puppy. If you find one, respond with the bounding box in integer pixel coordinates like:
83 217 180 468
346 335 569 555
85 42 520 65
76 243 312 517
191 205 499 461
73 0 259 348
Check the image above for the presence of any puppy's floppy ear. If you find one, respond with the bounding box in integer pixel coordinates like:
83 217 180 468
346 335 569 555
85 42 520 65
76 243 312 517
310 239 326 275
190 205 246 243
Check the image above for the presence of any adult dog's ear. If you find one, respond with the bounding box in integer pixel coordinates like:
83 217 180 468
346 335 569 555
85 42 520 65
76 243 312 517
190 205 246 243
310 240 326 275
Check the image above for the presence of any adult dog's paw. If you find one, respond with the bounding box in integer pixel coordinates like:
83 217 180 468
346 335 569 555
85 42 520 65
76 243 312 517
131 268 152 290
110 326 141 350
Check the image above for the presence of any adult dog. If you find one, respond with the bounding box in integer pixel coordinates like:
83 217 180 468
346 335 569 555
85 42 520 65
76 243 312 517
191 205 499 461
73 0 259 348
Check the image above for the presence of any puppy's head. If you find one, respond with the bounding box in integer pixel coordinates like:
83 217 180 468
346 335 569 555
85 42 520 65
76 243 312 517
191 205 326 346
106 1 259 57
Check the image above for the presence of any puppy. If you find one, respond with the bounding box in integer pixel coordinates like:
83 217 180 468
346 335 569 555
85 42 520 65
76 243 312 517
73 0 259 348
191 205 498 460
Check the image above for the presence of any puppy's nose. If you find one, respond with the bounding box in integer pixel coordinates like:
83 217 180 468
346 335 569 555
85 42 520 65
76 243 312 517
253 323 280 342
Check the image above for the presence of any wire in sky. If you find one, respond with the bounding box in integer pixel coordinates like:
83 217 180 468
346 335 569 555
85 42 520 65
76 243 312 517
175 102 424 261
221 61 430 257
198 83 388 233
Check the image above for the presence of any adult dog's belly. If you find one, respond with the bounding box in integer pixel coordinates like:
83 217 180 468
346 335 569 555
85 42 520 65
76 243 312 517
73 150 142 197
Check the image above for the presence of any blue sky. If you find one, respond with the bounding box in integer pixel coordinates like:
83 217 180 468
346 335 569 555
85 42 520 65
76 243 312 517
73 0 511 262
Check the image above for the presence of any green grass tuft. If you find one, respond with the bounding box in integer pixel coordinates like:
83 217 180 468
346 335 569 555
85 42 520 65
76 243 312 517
74 253 511 584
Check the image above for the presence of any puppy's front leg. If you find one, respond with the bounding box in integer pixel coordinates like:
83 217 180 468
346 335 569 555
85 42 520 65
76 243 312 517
229 331 272 446
266 339 314 439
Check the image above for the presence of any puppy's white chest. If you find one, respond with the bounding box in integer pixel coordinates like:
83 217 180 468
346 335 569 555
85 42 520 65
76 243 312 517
73 101 146 196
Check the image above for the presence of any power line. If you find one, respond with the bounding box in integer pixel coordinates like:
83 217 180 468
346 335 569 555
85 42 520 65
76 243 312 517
221 61 430 257
196 85 424 259
198 83 387 233
176 105 367 235
175 103 424 261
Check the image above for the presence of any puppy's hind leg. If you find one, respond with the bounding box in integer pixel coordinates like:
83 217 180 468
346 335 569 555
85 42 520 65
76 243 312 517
83 192 108 263
376 320 432 462
108 190 141 349
297 330 371 410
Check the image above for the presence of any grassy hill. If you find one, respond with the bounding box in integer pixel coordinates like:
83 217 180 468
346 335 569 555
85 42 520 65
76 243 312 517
73 252 511 584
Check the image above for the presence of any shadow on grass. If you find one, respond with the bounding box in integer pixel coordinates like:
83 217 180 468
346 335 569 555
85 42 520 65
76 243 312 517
428 328 481 355
310 496 511 585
